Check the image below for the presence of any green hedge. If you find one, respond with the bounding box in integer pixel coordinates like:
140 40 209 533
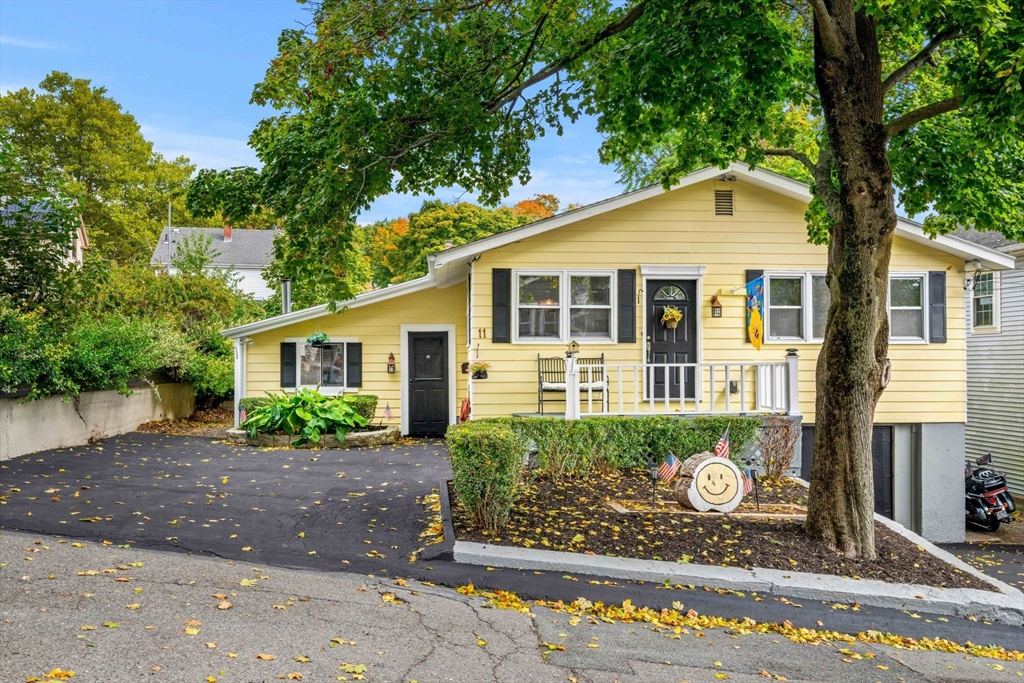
447 421 526 531
470 415 759 477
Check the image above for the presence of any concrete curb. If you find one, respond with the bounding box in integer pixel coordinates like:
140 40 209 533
420 479 455 562
453 541 1024 625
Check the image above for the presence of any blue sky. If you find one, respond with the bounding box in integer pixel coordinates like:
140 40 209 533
0 0 621 223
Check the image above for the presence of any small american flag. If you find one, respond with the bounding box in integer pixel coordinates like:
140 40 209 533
742 466 756 495
239 408 247 423
658 453 682 482
383 403 393 420
713 426 730 459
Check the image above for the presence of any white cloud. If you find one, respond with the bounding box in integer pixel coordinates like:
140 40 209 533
0 35 65 50
140 125 259 170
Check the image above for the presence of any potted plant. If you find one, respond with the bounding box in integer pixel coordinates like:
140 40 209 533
661 306 683 330
306 332 330 347
469 361 491 379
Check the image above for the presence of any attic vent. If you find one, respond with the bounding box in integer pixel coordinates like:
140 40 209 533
714 190 734 216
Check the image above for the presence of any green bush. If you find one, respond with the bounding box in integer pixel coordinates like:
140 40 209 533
472 415 759 477
239 396 275 413
345 393 378 422
447 421 527 531
241 388 369 445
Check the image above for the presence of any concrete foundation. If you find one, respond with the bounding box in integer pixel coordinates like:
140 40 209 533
0 383 194 461
916 422 967 543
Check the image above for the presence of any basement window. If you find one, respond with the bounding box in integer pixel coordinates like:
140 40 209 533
714 190 734 216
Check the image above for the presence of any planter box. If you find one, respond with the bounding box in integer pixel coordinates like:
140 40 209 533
226 426 400 449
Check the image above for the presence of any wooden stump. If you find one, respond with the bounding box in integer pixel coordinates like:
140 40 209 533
673 451 744 513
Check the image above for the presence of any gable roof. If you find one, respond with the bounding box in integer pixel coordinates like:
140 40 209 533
150 227 276 270
950 228 1023 256
223 162 1015 338
428 162 1015 286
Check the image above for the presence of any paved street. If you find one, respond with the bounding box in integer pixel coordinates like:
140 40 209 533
2 530 1022 683
2 433 1022 654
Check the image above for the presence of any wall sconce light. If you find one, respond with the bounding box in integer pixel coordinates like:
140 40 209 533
729 380 739 395
710 294 723 318
387 352 396 374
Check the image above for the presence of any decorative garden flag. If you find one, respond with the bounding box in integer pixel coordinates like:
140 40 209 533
746 276 764 351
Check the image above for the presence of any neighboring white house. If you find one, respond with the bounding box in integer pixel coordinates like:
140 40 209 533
150 226 277 300
954 228 1024 495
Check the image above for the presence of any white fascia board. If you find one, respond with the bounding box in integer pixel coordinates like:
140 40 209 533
220 275 436 338
895 219 1015 270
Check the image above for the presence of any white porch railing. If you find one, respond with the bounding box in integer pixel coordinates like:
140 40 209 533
565 350 800 419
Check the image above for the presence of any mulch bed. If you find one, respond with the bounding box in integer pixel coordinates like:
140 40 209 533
453 469 987 591
136 408 232 437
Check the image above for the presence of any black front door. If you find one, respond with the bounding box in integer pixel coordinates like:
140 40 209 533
647 279 698 399
408 332 448 437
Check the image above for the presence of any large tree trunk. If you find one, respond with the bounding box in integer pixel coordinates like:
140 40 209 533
804 7 895 559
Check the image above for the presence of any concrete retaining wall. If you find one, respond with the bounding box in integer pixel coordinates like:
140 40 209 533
0 383 194 461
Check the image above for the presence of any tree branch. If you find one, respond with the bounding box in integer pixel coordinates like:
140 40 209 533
763 147 816 174
881 27 960 93
883 95 964 138
807 0 843 57
483 1 647 113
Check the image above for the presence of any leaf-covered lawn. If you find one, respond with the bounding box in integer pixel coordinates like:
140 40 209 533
453 470 983 590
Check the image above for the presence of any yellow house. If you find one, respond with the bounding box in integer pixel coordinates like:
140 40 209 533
222 163 1014 543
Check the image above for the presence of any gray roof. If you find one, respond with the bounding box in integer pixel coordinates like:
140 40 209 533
950 228 1021 253
150 227 276 269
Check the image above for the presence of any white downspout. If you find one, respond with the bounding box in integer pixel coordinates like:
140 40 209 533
467 261 475 420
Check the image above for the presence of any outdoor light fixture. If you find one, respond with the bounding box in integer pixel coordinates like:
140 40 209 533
710 294 723 318
387 352 396 374
729 380 739 395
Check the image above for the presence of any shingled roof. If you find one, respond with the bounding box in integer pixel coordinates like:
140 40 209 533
150 227 276 269
950 228 1022 253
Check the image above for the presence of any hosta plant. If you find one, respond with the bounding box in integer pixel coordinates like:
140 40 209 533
241 388 368 445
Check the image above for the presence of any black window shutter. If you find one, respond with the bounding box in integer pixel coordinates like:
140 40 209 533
617 269 636 343
492 268 512 343
928 271 947 343
280 342 297 388
744 270 764 343
346 342 363 387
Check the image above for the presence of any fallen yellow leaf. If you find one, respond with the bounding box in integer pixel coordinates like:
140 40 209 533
257 653 276 661
217 600 233 610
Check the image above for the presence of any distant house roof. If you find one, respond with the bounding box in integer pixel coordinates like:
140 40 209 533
150 227 276 269
950 228 1023 255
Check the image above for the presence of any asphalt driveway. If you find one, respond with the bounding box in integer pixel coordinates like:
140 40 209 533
3 433 1022 651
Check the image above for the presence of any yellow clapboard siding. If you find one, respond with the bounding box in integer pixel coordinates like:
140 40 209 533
468 178 965 424
245 283 468 425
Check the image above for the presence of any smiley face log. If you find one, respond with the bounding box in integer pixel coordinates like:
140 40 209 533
673 452 744 513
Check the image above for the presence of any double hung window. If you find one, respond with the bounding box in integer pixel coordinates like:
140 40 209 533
972 272 996 329
515 271 614 341
888 276 925 341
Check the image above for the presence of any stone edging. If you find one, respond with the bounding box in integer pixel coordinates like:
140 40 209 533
420 479 456 562
225 426 399 449
447 475 1024 626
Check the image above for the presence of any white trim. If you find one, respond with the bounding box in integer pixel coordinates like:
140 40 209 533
641 273 704 401
233 338 244 428
511 269 617 344
640 264 708 277
400 324 457 436
222 275 436 338
285 336 359 394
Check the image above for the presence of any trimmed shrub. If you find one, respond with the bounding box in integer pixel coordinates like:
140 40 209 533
472 415 760 476
345 393 379 423
447 421 527 531
241 388 368 445
239 396 275 413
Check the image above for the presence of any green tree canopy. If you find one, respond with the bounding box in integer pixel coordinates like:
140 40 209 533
196 0 1021 557
0 72 221 263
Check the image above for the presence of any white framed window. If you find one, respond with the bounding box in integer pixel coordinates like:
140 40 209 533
514 270 615 342
888 275 926 342
286 338 358 393
971 271 999 331
766 275 805 340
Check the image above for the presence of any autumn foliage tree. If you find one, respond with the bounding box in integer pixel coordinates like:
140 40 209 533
194 0 1022 558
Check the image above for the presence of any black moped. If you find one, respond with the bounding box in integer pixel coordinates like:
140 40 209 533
965 453 1017 532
